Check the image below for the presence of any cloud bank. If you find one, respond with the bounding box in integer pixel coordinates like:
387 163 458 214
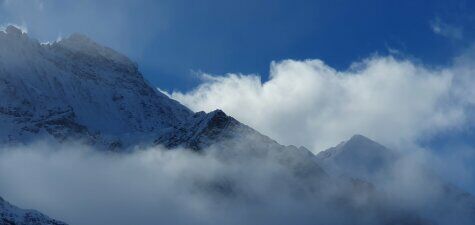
0 142 386 225
169 55 475 152
1 141 473 225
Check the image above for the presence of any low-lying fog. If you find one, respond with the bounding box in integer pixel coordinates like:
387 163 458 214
1 140 474 225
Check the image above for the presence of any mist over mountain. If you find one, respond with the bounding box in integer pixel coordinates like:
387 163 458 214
0 25 474 225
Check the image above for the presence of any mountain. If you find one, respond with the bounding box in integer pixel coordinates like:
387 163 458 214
0 25 191 149
316 134 399 180
0 196 67 225
318 135 475 224
0 25 330 220
0 25 314 156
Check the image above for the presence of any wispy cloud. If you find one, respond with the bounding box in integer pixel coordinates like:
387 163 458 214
430 18 464 40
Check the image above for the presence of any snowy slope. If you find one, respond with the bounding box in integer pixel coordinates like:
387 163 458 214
0 25 192 149
0 196 67 225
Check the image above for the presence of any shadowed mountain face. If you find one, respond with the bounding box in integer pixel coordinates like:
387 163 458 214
0 196 67 225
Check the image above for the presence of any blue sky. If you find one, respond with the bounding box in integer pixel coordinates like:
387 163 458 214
1 0 475 91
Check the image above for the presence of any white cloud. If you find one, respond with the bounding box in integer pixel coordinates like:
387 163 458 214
0 143 388 225
169 56 475 152
1 141 473 225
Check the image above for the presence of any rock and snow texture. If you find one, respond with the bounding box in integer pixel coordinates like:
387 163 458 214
0 25 192 149
0 25 319 154
0 25 308 153
0 196 67 225
0 23 328 187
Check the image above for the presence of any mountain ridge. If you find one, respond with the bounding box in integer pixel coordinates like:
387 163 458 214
0 27 329 224
0 25 302 153
0 25 191 149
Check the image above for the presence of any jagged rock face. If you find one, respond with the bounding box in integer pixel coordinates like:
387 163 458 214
156 109 253 150
0 196 67 225
0 25 192 148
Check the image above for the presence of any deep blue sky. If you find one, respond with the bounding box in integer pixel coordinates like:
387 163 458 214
1 0 475 91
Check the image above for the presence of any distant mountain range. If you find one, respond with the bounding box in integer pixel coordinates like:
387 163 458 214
0 25 473 225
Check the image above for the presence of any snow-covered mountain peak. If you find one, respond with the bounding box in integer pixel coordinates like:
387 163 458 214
56 33 135 69
344 134 387 150
347 134 371 142
316 134 399 179
318 134 396 160
0 30 193 148
2 29 284 150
